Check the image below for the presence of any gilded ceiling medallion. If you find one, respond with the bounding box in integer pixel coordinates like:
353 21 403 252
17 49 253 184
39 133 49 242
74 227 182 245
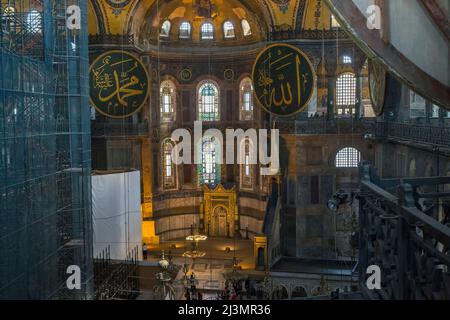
224 69 234 81
270 0 290 14
179 68 193 81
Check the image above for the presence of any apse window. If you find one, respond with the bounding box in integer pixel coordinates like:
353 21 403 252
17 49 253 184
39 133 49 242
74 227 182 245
223 21 235 38
336 147 361 168
27 10 42 33
160 20 171 37
198 81 219 121
241 19 252 36
201 22 214 40
179 22 191 39
160 80 176 122
336 73 356 116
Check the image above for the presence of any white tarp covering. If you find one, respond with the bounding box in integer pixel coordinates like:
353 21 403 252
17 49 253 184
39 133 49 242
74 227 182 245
92 171 143 261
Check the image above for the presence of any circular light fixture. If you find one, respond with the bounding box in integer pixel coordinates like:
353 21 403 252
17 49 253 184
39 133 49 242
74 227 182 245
186 235 208 242
182 250 206 259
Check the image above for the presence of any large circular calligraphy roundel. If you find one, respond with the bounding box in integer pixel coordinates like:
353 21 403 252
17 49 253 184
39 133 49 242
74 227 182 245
252 43 315 117
89 51 150 119
368 58 387 117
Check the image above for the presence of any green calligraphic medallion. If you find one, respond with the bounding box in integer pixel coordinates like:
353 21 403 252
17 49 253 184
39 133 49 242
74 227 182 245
90 51 150 118
252 43 315 117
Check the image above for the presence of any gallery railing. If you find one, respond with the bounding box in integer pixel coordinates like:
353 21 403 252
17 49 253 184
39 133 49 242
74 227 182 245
294 117 373 135
89 34 135 46
91 122 148 137
269 29 349 41
369 121 450 147
358 162 450 300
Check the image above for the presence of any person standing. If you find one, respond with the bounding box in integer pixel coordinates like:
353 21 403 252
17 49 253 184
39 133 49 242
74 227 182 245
142 243 148 260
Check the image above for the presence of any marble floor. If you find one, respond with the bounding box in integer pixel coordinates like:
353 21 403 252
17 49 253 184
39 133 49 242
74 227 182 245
144 237 256 300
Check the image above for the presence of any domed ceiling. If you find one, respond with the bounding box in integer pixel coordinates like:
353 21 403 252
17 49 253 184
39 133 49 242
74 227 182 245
137 0 268 46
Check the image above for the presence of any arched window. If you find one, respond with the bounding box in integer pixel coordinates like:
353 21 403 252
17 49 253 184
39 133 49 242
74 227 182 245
342 55 352 64
335 147 361 168
160 20 171 37
199 136 220 185
198 81 219 121
241 19 252 36
162 140 176 189
160 80 176 122
336 73 356 116
179 22 191 39
201 22 214 40
223 21 235 38
27 10 42 33
240 78 254 121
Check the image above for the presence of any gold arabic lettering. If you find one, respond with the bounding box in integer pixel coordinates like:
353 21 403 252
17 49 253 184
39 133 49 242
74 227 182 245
98 70 144 107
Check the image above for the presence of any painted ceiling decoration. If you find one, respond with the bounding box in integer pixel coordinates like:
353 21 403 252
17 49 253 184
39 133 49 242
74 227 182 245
270 0 291 14
106 0 133 16
195 0 219 19
88 0 341 37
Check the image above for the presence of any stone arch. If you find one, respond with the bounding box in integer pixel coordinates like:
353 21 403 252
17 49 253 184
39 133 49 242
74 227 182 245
291 286 308 299
271 285 289 300
425 162 435 177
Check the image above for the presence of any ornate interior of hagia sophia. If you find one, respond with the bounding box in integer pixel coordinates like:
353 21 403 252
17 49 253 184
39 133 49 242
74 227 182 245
1 0 449 300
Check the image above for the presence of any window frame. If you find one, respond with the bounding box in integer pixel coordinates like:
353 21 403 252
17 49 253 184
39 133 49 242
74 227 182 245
160 80 176 122
199 136 220 186
160 20 171 38
241 19 252 36
200 22 215 40
239 77 254 121
179 21 191 39
162 140 177 189
27 10 42 33
336 72 357 116
335 147 361 168
223 21 236 39
198 80 220 121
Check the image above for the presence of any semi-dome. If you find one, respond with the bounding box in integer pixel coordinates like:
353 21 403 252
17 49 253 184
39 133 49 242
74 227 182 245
137 0 268 47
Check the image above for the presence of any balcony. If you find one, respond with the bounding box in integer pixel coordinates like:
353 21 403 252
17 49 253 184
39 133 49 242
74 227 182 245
272 117 375 136
269 29 349 41
369 121 450 148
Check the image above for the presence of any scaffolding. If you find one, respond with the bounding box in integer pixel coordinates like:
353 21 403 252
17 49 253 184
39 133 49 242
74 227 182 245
0 0 93 299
